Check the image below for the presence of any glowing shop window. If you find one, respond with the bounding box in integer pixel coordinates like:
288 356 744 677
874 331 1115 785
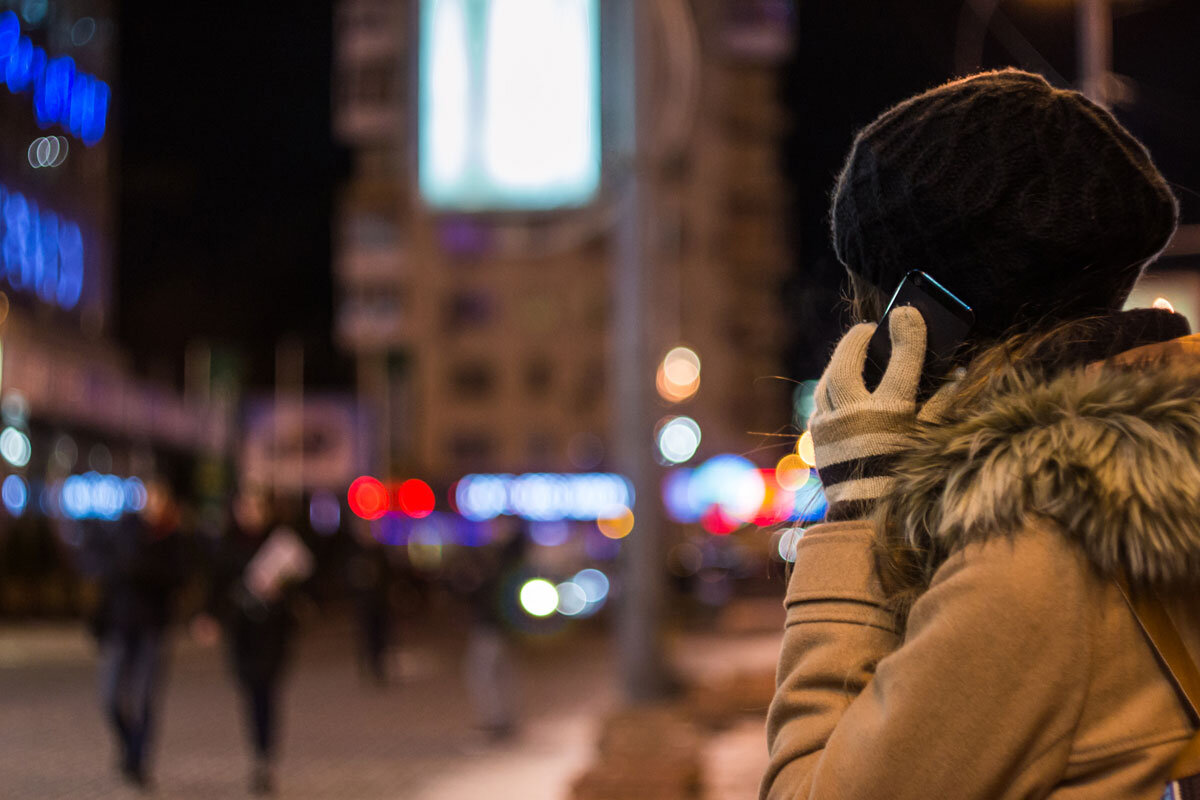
418 0 600 211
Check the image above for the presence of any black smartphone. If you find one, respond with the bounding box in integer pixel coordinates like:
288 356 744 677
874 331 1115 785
863 270 975 401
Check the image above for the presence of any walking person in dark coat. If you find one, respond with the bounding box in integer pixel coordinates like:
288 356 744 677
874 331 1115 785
87 476 186 789
193 490 312 796
345 528 397 685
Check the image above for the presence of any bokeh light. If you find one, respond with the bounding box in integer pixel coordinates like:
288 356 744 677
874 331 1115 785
397 478 435 518
1153 296 1175 313
793 471 828 523
662 468 701 523
529 520 570 547
58 472 128 520
2 474 27 516
793 380 819 430
0 11 110 143
123 477 147 512
348 475 389 520
657 346 701 403
656 415 701 464
572 568 609 604
597 506 634 539
519 578 559 618
775 453 810 491
1 393 29 426
309 490 341 535
555 581 587 616
692 454 764 522
455 472 632 521
752 469 795 527
0 426 31 467
776 526 805 563
407 524 444 572
795 430 816 467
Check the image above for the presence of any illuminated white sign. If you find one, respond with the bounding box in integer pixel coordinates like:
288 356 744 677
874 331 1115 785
418 0 601 211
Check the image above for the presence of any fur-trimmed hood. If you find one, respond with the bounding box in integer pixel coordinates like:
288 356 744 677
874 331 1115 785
881 334 1200 588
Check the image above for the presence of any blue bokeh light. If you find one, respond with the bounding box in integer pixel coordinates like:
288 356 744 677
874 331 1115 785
0 11 109 143
0 184 86 311
456 473 633 522
2 474 28 516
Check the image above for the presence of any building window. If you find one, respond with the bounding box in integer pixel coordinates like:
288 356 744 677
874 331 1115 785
448 432 494 466
346 212 398 249
443 290 494 332
447 361 496 399
526 431 556 464
355 60 395 106
524 357 553 397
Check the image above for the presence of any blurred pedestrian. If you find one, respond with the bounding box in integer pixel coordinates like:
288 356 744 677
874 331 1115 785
345 527 397 685
763 69 1200 799
194 490 312 795
462 526 526 741
86 476 186 789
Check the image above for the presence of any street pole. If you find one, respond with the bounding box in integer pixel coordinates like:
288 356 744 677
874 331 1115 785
1078 0 1111 105
612 0 670 703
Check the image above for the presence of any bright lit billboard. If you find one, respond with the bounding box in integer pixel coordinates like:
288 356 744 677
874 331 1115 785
418 0 601 211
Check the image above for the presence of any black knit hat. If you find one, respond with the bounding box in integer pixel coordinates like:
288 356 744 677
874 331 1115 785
831 69 1179 335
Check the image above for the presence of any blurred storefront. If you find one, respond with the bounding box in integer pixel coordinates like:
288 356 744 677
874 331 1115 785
0 1 227 617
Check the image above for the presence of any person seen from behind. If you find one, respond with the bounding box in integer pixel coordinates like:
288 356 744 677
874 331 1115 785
86 475 186 790
763 69 1200 799
193 489 313 796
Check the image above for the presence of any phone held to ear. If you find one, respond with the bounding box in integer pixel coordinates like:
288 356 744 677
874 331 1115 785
863 270 975 401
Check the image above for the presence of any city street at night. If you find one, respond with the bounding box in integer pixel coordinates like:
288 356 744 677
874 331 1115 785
2 0 1199 796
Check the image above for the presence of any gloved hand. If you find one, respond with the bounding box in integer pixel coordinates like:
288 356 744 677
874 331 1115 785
809 306 927 521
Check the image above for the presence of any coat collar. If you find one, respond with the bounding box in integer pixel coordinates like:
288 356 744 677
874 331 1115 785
882 333 1200 587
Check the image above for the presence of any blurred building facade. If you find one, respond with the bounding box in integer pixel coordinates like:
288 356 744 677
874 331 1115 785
0 0 225 615
332 0 793 483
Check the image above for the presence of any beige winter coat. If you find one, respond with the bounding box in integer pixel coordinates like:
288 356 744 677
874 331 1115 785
763 334 1200 799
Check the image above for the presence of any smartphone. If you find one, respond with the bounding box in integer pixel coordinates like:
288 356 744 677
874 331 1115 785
863 270 975 401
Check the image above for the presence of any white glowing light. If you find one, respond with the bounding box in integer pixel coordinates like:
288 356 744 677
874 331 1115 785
572 568 609 604
555 581 587 616
1153 296 1175 313
657 416 701 464
519 578 559 618
0 426 31 467
658 346 701 403
777 527 804 563
663 347 700 387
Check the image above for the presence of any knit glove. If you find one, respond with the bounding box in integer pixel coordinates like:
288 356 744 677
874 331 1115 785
809 306 926 521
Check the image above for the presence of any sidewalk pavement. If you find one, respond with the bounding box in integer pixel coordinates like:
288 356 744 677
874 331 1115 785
0 613 782 800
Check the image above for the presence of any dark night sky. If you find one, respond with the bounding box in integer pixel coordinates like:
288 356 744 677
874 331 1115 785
116 1 347 390
113 1 1200 390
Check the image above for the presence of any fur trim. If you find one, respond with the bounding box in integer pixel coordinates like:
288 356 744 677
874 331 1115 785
882 354 1200 587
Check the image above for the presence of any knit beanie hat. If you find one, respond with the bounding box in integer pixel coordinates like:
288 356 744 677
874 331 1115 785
831 69 1179 335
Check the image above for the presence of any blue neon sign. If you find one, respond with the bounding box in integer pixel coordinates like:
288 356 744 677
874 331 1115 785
0 183 85 311
0 11 110 145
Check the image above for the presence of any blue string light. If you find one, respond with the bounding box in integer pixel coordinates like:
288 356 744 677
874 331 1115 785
0 11 109 144
0 183 86 311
